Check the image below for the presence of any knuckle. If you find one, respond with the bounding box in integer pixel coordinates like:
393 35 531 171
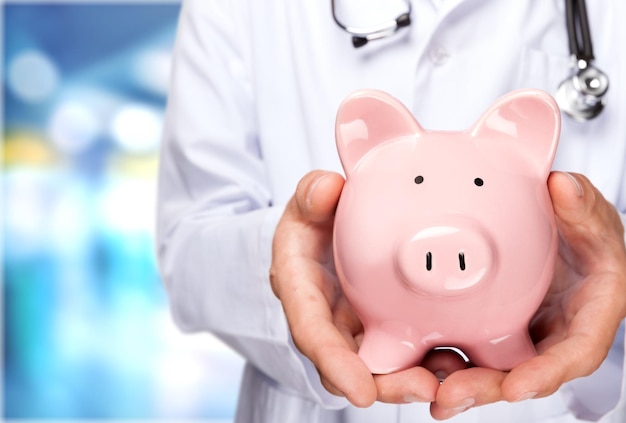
268 266 280 297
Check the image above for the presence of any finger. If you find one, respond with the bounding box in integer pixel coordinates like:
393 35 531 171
276 257 377 407
294 170 345 223
333 295 363 352
549 170 626 322
548 172 626 273
281 267 377 407
374 367 439 404
270 170 344 298
502 280 623 402
315 345 377 407
498 341 592 403
431 367 507 420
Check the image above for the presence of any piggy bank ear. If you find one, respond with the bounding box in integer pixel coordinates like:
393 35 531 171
470 89 561 177
335 89 423 174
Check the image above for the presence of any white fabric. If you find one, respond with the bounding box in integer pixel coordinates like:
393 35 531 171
156 0 626 421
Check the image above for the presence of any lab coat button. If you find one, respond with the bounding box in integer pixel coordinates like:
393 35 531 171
429 45 450 65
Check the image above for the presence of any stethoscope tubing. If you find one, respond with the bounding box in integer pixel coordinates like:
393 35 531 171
565 0 594 61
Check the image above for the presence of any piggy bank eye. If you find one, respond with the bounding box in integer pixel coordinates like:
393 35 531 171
474 178 484 187
414 175 425 184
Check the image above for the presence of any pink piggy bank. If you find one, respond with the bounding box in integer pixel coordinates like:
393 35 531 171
333 89 560 374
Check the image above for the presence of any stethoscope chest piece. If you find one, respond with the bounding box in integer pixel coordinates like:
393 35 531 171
556 0 609 121
556 60 609 121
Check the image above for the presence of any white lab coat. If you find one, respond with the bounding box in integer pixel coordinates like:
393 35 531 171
157 0 626 421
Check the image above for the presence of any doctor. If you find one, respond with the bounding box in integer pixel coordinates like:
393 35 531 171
157 0 626 422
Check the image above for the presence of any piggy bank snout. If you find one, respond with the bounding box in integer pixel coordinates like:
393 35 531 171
395 220 496 296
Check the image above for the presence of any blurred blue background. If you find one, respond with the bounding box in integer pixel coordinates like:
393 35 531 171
3 1 244 420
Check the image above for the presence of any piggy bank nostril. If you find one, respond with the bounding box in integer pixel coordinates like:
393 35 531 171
459 252 466 271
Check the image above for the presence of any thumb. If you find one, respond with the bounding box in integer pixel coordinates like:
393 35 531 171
548 171 588 225
293 170 345 223
548 171 625 271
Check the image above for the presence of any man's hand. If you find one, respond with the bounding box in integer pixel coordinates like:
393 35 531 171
431 172 626 419
270 170 451 407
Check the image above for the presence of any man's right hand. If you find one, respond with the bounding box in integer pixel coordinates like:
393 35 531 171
270 170 463 407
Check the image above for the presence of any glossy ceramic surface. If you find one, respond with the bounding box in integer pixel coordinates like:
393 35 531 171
333 89 560 373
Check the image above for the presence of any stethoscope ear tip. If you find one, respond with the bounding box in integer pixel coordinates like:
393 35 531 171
352 36 369 48
397 13 411 28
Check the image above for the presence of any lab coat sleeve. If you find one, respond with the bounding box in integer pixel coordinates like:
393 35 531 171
156 0 346 409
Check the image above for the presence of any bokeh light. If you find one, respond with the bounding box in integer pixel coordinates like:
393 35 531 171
7 50 60 103
110 103 163 154
48 100 101 154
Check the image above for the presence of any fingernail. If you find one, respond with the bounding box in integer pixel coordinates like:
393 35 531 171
564 172 583 197
440 398 476 420
443 398 475 418
514 391 537 402
453 397 475 411
306 174 327 208
403 394 428 403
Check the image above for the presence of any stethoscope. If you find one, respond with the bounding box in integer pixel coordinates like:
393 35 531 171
332 0 609 121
